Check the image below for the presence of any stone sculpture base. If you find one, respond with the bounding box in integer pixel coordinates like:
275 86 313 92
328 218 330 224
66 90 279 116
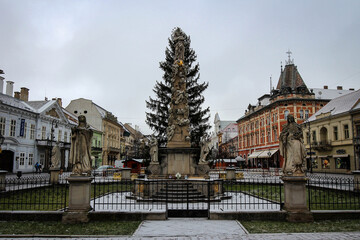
282 176 313 222
50 169 60 184
62 175 93 223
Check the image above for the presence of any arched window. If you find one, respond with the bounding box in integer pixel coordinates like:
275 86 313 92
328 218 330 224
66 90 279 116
320 127 328 143
284 110 289 120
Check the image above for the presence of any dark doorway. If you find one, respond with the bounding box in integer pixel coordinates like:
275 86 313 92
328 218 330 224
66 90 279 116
0 150 14 172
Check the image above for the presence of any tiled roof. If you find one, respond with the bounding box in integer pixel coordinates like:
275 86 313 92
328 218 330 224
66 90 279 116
276 64 307 90
308 89 360 122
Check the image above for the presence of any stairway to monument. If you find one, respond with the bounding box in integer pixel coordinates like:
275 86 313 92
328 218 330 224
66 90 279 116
151 181 208 203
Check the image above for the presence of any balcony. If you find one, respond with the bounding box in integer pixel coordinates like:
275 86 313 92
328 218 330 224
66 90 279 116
312 141 332 151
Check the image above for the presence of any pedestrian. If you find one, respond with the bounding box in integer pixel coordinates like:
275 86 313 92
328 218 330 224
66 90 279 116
35 162 39 173
39 163 42 173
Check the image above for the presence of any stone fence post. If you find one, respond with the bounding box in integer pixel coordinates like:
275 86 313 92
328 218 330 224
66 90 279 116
281 176 313 222
226 167 236 180
62 175 93 223
0 170 7 191
353 171 360 191
121 168 131 180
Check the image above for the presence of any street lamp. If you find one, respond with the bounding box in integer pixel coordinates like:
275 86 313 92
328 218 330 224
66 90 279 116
0 133 5 153
306 120 313 174
48 119 58 169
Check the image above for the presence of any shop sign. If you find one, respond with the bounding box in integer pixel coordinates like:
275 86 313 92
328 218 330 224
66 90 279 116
336 149 346 154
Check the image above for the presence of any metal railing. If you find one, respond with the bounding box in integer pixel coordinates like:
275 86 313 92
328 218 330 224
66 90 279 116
307 177 360 210
0 175 68 211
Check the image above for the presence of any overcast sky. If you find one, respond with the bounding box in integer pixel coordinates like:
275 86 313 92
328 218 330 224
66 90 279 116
1 0 359 134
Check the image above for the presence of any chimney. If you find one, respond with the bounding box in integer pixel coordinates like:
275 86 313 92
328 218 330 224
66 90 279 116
0 76 4 94
14 91 21 99
57 98 62 107
6 81 14 96
323 85 328 89
20 87 29 101
337 86 343 90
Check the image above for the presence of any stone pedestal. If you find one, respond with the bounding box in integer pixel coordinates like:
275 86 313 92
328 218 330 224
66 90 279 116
196 163 210 177
0 170 7 191
353 171 360 191
159 148 198 176
50 169 60 184
121 168 131 180
226 168 236 180
62 175 93 223
148 163 162 176
282 176 313 222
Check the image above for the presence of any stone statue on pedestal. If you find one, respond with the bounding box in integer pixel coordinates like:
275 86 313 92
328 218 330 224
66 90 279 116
279 114 306 176
199 136 211 164
50 142 61 169
69 115 93 176
149 136 158 163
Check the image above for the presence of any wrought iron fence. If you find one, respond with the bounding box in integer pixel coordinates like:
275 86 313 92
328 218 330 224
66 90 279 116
307 177 360 210
91 178 283 213
0 175 68 211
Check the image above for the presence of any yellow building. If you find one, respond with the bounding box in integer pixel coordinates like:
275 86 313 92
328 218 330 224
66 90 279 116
304 90 360 174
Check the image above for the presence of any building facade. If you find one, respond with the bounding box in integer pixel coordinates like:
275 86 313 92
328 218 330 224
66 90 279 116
236 58 354 169
0 79 73 173
304 90 360 173
65 98 129 167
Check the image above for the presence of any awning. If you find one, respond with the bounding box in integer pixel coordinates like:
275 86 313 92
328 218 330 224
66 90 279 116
257 149 279 158
248 151 263 158
333 154 349 158
235 156 246 161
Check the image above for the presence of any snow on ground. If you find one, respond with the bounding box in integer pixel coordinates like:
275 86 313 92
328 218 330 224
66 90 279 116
91 192 280 212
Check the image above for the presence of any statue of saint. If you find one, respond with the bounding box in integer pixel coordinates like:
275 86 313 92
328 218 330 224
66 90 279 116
69 115 93 175
279 114 306 176
167 125 176 141
149 136 158 163
199 136 211 164
50 142 61 169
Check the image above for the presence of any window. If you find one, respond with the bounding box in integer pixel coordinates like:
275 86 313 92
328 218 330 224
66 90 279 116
344 124 349 139
299 110 304 119
333 126 338 141
19 152 25 166
64 132 68 143
274 129 278 141
0 117 5 135
305 110 309 119
267 130 271 143
39 153 45 166
336 157 350 169
284 110 289 120
10 120 16 137
30 124 35 140
41 126 46 139
321 158 330 169
28 153 34 166
58 129 62 142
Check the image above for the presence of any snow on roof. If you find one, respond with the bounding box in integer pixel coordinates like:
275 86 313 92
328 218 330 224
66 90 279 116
308 89 360 122
0 93 36 112
309 88 355 100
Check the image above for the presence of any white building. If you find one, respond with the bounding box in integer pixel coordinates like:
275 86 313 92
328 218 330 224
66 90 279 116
0 78 74 173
